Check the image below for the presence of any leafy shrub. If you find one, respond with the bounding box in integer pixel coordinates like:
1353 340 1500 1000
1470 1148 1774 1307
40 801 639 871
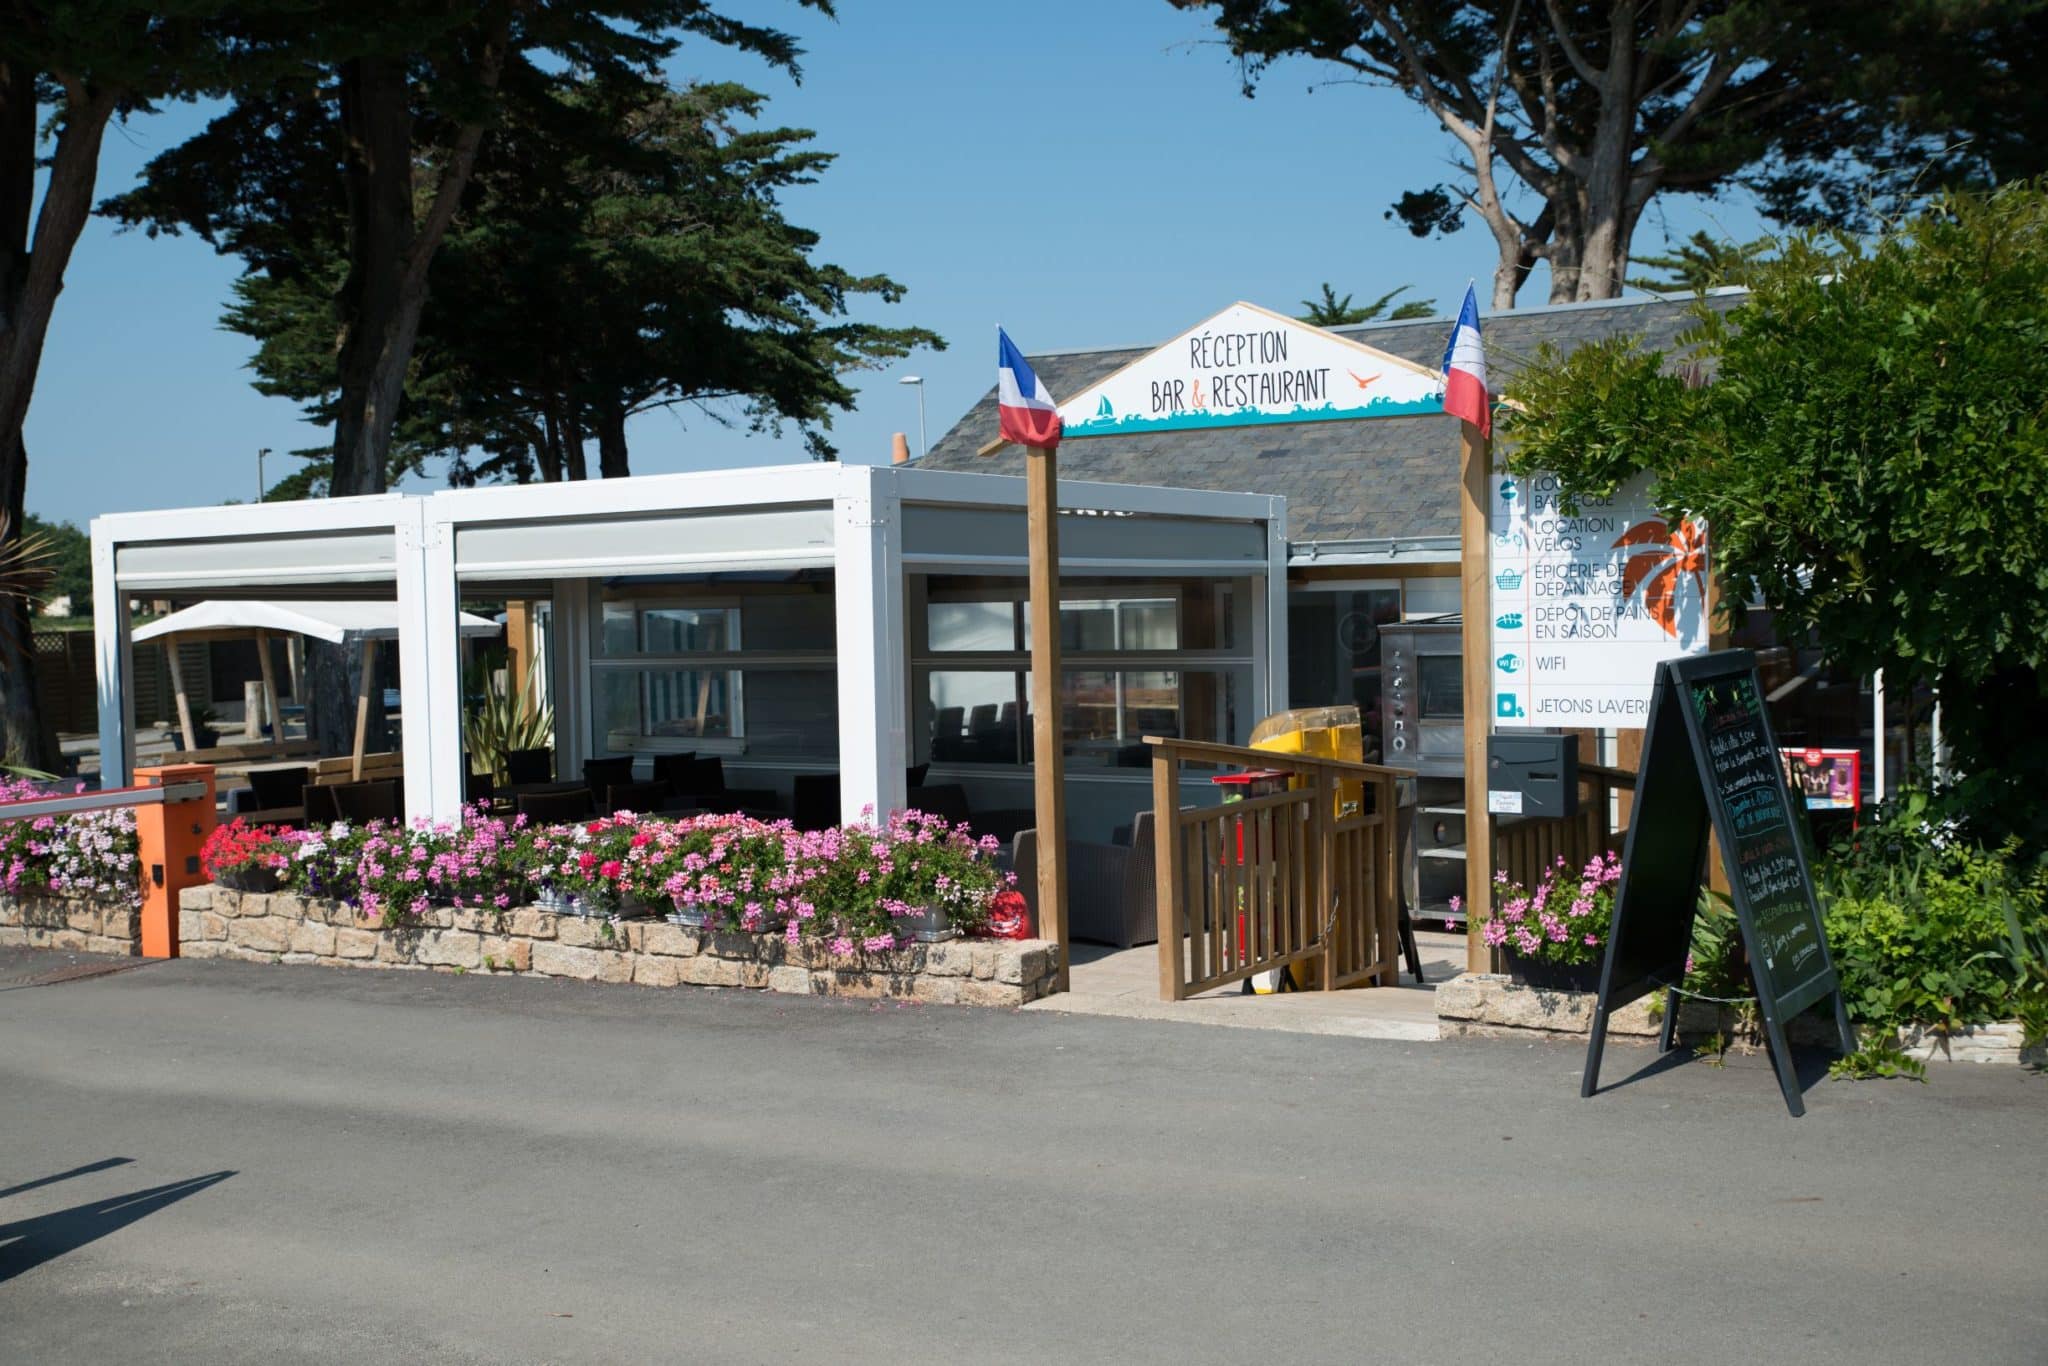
1819 794 2048 1031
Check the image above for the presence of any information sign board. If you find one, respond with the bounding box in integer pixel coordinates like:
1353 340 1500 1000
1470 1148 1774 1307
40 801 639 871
1488 472 1709 728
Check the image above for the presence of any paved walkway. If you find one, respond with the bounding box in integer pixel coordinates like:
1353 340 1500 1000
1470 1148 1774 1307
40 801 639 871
1025 928 1467 1040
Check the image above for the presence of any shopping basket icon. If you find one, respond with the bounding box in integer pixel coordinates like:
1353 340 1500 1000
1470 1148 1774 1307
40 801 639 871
1495 569 1524 591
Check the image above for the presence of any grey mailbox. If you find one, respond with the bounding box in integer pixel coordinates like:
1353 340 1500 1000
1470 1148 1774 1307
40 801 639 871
1486 734 1580 821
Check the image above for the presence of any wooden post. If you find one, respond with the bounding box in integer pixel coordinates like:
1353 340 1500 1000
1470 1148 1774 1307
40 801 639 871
1458 419 1494 974
505 599 531 718
351 636 379 780
241 680 265 740
165 633 198 753
1703 569 1733 895
256 629 282 754
1153 744 1182 1001
1026 446 1071 990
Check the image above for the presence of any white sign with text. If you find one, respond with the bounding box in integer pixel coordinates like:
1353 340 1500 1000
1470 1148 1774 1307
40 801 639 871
1055 301 1445 438
1488 471 1709 728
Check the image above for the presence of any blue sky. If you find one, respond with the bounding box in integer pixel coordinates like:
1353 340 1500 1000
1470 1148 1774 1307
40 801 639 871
24 0 1768 527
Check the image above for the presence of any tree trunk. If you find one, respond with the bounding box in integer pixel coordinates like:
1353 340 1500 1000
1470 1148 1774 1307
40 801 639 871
321 16 508 757
0 430 54 771
538 393 563 483
562 400 588 481
306 633 389 760
0 68 116 773
331 56 417 498
595 397 629 478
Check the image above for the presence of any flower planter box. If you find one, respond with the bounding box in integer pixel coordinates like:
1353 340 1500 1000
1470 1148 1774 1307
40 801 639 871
896 905 958 943
1506 957 1600 993
213 866 284 894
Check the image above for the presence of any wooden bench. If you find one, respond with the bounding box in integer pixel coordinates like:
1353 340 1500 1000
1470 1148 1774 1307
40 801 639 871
160 737 321 767
312 752 404 785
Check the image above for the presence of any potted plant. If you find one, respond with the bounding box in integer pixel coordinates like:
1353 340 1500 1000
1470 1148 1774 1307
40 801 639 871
200 818 294 893
792 809 1005 947
1473 851 1622 992
649 812 781 928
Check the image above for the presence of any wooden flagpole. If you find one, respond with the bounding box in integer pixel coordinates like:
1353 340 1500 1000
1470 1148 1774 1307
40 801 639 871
1459 417 1494 973
1025 445 1071 989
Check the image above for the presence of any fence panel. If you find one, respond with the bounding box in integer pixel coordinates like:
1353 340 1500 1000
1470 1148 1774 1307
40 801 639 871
1151 738 1407 1001
1492 764 1634 892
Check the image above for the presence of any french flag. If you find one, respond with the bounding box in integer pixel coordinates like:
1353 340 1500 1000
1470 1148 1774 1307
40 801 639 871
998 327 1062 450
1440 284 1490 436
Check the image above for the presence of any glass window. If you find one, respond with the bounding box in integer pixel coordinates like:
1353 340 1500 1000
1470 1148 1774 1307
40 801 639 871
595 668 738 749
1418 654 1463 720
641 606 734 654
928 670 1026 763
1288 587 1402 717
928 601 1018 652
1023 596 1181 651
601 602 638 655
597 602 740 657
924 667 1247 767
732 670 836 759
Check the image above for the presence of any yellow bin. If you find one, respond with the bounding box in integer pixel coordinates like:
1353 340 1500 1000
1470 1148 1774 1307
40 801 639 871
1250 704 1364 819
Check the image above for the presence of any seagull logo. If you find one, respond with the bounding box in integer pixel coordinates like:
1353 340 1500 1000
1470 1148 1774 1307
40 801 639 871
1346 370 1380 391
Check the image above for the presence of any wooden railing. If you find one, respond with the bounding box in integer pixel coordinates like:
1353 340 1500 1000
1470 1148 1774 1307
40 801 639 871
1491 762 1635 891
1149 737 1408 1001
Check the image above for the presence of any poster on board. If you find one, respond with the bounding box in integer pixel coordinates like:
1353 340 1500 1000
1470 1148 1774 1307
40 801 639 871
1488 471 1710 729
1780 747 1862 811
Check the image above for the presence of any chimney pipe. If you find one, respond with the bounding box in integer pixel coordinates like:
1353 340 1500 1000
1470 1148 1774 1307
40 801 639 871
890 432 911 465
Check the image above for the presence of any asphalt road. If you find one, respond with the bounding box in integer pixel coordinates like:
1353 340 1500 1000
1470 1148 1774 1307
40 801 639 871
2 952 2043 1365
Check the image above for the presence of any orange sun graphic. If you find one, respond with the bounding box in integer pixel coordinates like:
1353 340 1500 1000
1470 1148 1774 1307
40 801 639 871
1612 517 1707 637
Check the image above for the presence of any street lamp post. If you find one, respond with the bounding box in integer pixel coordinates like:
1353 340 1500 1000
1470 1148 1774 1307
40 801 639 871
898 375 927 460
257 447 272 502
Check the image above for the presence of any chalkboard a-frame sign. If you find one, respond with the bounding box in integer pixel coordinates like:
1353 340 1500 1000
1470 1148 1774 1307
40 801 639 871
1580 649 1857 1117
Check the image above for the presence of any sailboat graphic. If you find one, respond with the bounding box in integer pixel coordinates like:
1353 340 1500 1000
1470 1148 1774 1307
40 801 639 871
1095 396 1114 419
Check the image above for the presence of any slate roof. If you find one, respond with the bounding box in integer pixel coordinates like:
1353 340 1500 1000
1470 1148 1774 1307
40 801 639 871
918 291 1739 550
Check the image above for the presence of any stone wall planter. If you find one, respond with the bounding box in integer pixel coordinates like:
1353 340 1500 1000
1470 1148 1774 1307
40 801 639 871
0 891 141 955
1436 972 2044 1065
177 884 1060 1007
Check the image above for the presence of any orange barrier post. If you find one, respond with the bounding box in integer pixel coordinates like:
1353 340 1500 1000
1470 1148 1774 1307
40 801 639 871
134 764 217 959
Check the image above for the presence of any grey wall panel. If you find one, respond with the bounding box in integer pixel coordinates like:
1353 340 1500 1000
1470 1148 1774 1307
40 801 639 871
115 529 398 590
900 504 1265 569
455 507 835 579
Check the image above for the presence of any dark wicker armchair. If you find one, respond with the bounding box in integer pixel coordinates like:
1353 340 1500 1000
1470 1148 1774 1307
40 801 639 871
1009 812 1157 949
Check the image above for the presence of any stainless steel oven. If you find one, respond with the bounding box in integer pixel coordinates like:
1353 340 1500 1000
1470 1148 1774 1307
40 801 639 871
1380 618 1468 921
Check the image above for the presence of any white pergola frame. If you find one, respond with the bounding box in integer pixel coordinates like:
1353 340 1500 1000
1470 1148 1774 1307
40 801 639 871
93 464 1286 825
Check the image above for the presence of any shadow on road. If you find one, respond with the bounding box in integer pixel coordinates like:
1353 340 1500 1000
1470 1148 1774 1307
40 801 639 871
1586 1043 1696 1094
1591 1038 1842 1106
0 1157 135 1202
0 1170 235 1283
